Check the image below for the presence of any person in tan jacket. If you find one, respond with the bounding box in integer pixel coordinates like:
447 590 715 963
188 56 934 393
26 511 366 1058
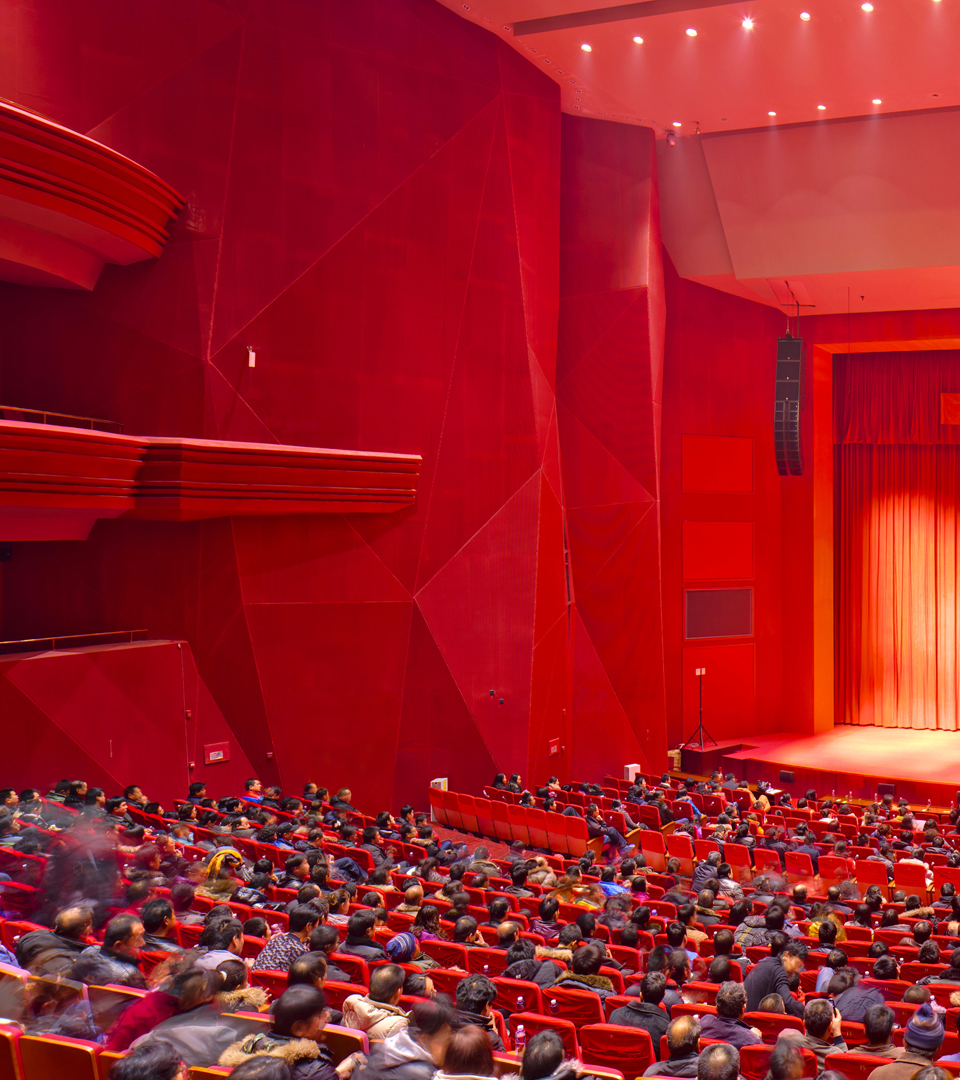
342 964 409 1041
866 1003 944 1080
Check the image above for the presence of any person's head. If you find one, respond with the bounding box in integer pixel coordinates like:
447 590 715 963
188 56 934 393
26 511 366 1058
199 917 244 954
707 956 731 984
759 994 785 1014
861 1004 895 1047
714 981 746 1020
639 971 666 1005
712 929 734 957
140 898 175 937
667 947 691 986
284 951 326 990
697 1043 739 1080
55 906 93 940
873 956 899 981
538 896 559 923
666 921 686 948
368 963 405 1006
818 920 838 946
827 968 858 996
442 1025 494 1077
453 916 479 944
557 924 582 949
571 943 604 977
285 853 311 881
766 1043 803 1080
455 973 496 1017
904 1002 945 1057
666 1015 701 1059
271 985 329 1042
410 997 455 1064
487 897 510 924
780 940 808 976
803 998 835 1039
108 1041 185 1080
104 914 145 956
918 940 941 964
520 1029 566 1080
346 909 375 940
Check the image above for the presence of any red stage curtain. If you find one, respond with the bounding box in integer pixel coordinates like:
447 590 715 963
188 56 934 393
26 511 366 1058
837 352 960 729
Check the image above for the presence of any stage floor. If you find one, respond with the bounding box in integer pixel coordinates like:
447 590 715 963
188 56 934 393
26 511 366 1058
681 726 960 806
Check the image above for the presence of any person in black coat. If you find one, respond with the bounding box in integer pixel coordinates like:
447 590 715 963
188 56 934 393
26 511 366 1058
743 939 806 1017
610 972 670 1059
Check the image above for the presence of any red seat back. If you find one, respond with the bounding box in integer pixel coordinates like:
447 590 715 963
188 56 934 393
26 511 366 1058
740 1043 817 1080
742 1011 804 1043
579 1024 653 1080
542 986 605 1026
492 977 543 1016
509 1012 579 1058
823 1053 893 1080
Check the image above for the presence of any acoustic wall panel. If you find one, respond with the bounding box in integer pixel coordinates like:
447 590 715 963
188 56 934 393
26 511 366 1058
685 587 753 639
681 435 753 493
682 521 754 580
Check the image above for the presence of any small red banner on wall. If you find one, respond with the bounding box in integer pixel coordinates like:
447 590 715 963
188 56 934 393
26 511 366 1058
941 393 960 424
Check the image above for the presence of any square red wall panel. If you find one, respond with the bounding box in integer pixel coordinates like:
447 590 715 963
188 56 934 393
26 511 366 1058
682 521 754 580
682 643 756 739
682 435 753 493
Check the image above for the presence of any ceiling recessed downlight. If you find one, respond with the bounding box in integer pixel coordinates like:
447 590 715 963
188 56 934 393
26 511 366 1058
768 111 777 116
673 121 682 127
742 17 754 29
800 11 811 19
685 27 698 36
633 35 643 43
818 104 826 110
872 97 882 104
861 2 874 9
580 43 592 51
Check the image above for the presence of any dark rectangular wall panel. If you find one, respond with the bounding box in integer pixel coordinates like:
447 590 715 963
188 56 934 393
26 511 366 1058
685 587 753 639
681 435 753 493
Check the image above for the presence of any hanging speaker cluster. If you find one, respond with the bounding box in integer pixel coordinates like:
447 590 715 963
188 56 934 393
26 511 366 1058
774 336 804 476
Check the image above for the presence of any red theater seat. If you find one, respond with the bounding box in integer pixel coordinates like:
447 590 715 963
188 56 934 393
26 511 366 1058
579 1024 654 1080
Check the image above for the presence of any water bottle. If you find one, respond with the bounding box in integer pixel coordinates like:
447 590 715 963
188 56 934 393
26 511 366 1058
515 1025 526 1052
550 998 558 1014
517 995 525 1011
483 963 489 974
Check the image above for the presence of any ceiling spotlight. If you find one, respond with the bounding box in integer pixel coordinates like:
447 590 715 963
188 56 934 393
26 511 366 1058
768 110 777 116
580 42 592 51
861 2 873 9
818 104 826 110
685 27 698 36
872 97 882 104
800 11 811 19
633 35 644 43
742 17 754 28
673 121 682 127
666 132 677 146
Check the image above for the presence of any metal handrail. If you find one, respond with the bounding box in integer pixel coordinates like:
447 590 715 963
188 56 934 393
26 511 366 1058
0 405 122 434
0 629 151 655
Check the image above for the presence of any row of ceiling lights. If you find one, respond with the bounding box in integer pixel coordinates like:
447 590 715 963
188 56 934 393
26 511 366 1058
580 0 943 50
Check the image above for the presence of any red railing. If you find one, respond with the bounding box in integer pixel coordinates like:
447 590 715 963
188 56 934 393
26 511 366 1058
0 629 151 655
0 405 122 433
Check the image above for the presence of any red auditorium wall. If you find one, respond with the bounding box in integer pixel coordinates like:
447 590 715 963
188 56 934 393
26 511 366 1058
557 116 669 781
0 0 668 806
661 260 788 744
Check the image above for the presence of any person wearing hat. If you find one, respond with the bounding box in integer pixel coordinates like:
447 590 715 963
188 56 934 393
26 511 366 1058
342 964 410 1041
866 1002 944 1080
385 932 438 974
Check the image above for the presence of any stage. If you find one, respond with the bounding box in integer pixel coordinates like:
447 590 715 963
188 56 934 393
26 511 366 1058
679 726 960 807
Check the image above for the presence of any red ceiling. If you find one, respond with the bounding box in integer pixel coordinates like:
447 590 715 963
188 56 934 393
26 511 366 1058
438 0 960 315
438 0 960 135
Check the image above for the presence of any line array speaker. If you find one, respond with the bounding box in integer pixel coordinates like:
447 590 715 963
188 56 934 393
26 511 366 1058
774 336 804 476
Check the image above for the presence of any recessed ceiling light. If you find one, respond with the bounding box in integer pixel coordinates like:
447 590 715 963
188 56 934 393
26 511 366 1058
800 11 811 19
768 111 777 117
581 43 592 51
633 35 644 43
685 27 698 36
673 121 682 127
742 17 754 29
872 98 882 104
818 104 826 110
861 2 873 9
